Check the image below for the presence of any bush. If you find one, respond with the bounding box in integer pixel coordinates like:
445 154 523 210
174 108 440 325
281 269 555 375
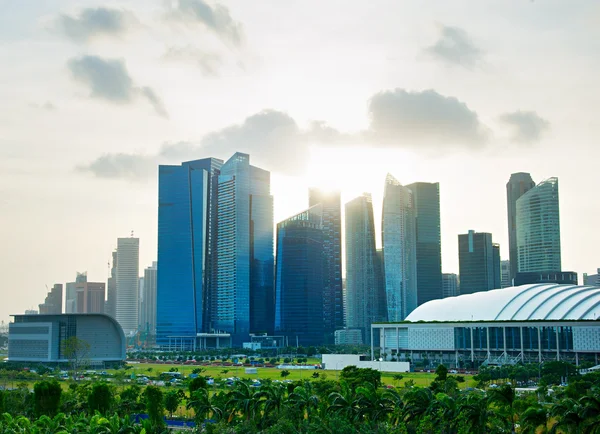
88 382 113 414
33 380 62 417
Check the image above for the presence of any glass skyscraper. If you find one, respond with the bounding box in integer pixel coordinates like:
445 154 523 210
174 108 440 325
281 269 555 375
506 172 535 283
345 194 386 344
274 206 325 346
157 158 222 350
308 189 343 343
116 237 140 336
516 177 561 273
406 182 443 306
458 230 499 295
382 174 417 321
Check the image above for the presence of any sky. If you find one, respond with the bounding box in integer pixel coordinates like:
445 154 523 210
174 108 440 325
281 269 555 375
1 0 600 324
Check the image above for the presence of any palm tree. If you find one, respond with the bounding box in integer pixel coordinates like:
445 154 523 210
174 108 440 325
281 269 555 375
402 387 434 426
488 383 517 434
327 383 358 422
382 388 405 426
520 406 549 434
580 389 600 434
549 397 583 434
226 381 259 422
354 383 394 423
457 393 494 433
187 388 223 423
256 382 287 422
288 382 320 421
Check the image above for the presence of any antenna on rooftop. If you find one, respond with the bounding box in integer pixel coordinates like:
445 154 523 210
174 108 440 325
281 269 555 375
131 230 134 237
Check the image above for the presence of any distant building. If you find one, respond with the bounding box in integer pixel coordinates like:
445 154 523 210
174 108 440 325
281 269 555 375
406 182 443 306
516 177 561 273
8 313 125 367
515 271 578 286
334 329 363 345
584 269 600 286
442 273 459 298
493 244 501 290
76 282 105 314
141 262 157 336
39 284 62 314
65 272 87 313
24 310 38 315
458 230 500 295
116 237 140 336
105 251 117 318
506 172 535 283
501 260 511 288
345 193 386 344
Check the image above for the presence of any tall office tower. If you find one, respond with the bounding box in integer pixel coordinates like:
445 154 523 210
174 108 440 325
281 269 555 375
458 230 500 294
142 262 157 336
138 277 145 330
516 177 561 273
308 189 343 343
157 158 222 350
106 251 117 318
406 182 443 305
493 243 501 290
116 237 140 336
38 284 63 314
275 206 325 346
76 281 105 313
65 272 87 313
382 174 417 321
501 260 512 288
584 269 600 286
214 153 274 345
506 173 535 283
345 194 386 344
442 273 459 298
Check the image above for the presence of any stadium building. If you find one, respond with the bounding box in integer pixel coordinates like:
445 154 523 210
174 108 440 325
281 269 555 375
371 284 600 368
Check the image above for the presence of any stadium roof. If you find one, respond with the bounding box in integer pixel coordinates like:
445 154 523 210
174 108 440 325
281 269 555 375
405 284 600 322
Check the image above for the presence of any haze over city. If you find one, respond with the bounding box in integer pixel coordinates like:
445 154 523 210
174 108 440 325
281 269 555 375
2 0 600 324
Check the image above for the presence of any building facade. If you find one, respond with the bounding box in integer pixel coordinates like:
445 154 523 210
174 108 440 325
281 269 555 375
116 237 140 336
65 272 87 313
584 269 600 286
501 260 511 288
274 206 325 346
105 251 117 318
442 273 459 298
39 284 62 315
141 262 157 336
308 189 344 343
382 174 417 321
506 173 536 284
516 177 561 273
406 182 442 306
458 230 498 295
345 194 386 344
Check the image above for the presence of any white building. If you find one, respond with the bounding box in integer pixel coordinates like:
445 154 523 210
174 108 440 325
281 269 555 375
116 237 140 335
322 354 409 373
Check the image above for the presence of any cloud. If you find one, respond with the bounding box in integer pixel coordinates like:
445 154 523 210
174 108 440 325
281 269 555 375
166 0 243 47
58 7 133 43
499 110 550 144
29 102 56 111
367 89 490 148
163 46 223 76
67 55 168 117
425 25 483 68
75 153 156 180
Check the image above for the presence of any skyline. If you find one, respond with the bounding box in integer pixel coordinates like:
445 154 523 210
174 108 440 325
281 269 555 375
2 0 600 324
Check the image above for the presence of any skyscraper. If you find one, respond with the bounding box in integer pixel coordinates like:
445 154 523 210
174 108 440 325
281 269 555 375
38 284 62 314
157 158 222 349
106 251 117 318
214 153 274 345
500 260 511 288
382 174 417 321
458 230 500 295
506 173 535 283
116 237 140 336
142 262 157 336
406 182 442 306
442 273 459 298
516 177 561 273
275 206 325 346
493 244 501 290
345 194 386 344
65 272 87 313
308 189 343 342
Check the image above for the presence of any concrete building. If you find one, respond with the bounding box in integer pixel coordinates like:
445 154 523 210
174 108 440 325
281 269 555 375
584 269 600 286
116 237 140 336
506 173 536 283
65 272 87 313
373 284 600 367
8 313 126 367
322 354 409 373
141 262 157 336
39 284 62 314
442 273 459 298
458 230 500 295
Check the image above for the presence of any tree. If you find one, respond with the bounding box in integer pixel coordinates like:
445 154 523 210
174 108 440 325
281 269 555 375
60 337 90 380
0 389 4 414
189 376 208 394
487 384 517 434
519 406 548 434
164 390 181 418
143 386 165 431
393 374 404 386
339 366 381 391
33 380 62 417
435 364 448 382
187 388 223 423
280 370 291 378
88 382 113 415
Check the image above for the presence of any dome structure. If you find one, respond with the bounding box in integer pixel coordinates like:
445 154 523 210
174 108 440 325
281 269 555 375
405 284 600 322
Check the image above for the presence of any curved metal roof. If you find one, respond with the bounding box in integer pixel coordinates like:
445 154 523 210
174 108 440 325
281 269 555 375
405 284 600 322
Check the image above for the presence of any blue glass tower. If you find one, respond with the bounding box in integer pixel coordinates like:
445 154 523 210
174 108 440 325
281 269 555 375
156 158 222 350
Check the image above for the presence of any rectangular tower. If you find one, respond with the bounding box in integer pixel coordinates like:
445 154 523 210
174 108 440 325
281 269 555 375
506 173 535 283
458 230 497 295
116 237 140 336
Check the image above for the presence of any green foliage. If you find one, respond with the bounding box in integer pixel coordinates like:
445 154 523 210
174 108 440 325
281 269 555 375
164 389 181 417
189 376 208 393
0 389 4 414
143 386 165 430
280 370 291 378
88 382 113 415
434 364 448 382
339 365 381 391
33 380 62 417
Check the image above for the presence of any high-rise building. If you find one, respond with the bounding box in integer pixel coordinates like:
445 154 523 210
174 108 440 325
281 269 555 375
442 273 459 298
493 243 501 290
345 194 386 344
157 157 222 350
76 281 105 314
406 182 442 305
506 173 535 283
65 272 87 313
382 174 417 321
38 284 62 314
274 206 325 346
214 153 274 345
501 260 511 288
106 251 117 318
458 230 500 295
308 189 343 343
116 237 140 336
516 177 561 273
584 269 600 286
141 262 157 336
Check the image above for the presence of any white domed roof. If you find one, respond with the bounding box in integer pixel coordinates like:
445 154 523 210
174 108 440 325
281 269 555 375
405 284 600 322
